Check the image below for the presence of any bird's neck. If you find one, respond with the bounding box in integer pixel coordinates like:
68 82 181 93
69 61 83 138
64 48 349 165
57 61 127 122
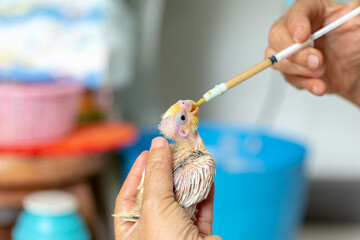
176 132 205 151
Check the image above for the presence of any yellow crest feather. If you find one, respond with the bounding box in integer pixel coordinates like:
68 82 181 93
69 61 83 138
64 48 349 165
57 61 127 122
162 103 181 119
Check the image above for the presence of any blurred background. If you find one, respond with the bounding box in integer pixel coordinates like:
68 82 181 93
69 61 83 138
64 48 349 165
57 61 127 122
0 0 359 239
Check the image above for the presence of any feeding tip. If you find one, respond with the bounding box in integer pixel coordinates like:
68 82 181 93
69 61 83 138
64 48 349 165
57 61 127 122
191 104 197 112
191 97 206 112
190 104 199 116
196 97 206 106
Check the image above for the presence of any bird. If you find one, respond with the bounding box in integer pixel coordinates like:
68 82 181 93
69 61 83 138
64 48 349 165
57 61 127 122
114 100 216 222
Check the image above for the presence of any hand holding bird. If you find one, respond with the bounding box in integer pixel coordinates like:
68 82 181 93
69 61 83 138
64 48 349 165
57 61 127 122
114 137 222 240
114 99 219 239
114 100 216 221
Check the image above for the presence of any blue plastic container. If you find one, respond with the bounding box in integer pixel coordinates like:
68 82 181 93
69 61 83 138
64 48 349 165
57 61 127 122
13 191 90 240
120 122 307 240
13 212 89 240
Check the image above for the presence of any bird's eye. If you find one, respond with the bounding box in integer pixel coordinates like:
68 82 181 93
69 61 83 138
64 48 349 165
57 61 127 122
176 113 187 125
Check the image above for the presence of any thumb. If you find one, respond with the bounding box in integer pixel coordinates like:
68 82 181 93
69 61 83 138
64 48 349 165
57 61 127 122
143 137 173 202
286 0 324 43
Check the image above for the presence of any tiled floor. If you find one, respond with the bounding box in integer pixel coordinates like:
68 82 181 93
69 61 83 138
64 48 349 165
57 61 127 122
299 224 360 240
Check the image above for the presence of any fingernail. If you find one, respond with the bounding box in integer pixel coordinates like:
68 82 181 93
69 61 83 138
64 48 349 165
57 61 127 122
150 137 166 150
294 26 304 43
308 54 319 69
312 85 322 95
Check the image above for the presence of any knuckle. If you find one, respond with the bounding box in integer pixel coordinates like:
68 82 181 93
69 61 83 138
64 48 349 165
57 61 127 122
146 149 167 171
145 162 162 183
159 200 176 215
268 28 278 47
297 50 309 64
285 78 303 90
268 19 285 47
146 155 162 171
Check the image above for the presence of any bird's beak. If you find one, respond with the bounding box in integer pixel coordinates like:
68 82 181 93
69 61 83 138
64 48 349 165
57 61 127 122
190 105 199 117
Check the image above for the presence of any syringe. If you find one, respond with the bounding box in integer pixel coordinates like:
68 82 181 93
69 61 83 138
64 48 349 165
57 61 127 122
194 6 360 108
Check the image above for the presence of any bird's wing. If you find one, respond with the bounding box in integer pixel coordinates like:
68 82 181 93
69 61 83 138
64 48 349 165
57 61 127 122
173 151 215 208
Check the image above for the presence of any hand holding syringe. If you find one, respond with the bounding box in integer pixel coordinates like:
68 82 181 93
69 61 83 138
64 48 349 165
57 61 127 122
193 6 360 109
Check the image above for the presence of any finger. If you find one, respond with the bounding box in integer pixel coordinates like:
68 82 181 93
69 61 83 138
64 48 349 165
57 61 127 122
143 137 173 203
114 151 148 240
268 17 295 52
266 47 325 78
291 47 323 70
287 0 323 43
267 3 324 69
266 36 324 70
283 73 327 96
196 184 215 236
203 236 223 240
115 151 149 214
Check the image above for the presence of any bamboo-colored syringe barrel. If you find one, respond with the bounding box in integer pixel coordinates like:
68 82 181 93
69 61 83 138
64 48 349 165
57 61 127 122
225 58 272 89
193 58 274 109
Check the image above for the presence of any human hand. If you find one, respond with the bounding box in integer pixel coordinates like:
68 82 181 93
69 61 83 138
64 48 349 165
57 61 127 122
266 0 360 106
114 137 222 240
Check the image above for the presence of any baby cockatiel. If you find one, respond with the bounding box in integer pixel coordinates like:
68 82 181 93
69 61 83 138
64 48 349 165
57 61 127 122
114 100 215 221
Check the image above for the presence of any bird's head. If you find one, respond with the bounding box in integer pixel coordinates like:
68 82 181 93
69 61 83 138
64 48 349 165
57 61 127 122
159 100 199 142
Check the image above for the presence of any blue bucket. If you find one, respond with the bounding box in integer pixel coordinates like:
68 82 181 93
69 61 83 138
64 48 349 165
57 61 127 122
120 122 308 240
